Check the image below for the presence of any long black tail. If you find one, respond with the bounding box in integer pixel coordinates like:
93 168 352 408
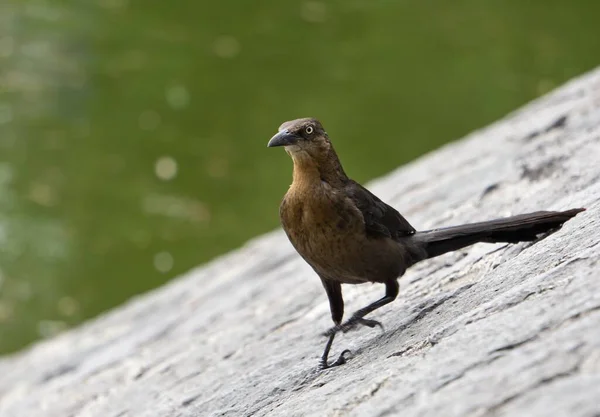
413 208 585 259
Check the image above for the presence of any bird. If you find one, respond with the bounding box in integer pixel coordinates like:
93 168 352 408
267 117 585 370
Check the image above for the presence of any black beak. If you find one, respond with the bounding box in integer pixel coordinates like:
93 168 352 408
267 130 300 147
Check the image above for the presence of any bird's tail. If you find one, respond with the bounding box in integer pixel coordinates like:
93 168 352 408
412 208 585 260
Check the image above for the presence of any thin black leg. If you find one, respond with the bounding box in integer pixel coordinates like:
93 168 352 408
320 331 351 370
325 280 399 336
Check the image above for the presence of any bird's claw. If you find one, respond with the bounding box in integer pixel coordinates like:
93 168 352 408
320 349 351 370
323 316 384 337
322 324 342 337
353 317 384 331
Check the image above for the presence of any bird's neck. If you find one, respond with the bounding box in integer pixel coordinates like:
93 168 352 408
290 147 348 189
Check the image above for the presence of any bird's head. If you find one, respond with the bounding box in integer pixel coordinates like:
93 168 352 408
267 118 330 158
268 117 347 183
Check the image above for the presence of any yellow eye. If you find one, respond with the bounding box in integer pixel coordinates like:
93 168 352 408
305 126 314 135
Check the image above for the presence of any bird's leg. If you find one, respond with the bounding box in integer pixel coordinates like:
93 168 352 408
320 331 351 369
325 280 399 336
318 278 352 368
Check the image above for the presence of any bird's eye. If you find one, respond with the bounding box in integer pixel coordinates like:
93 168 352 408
305 126 314 135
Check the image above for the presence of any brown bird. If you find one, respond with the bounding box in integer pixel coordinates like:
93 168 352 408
267 117 584 369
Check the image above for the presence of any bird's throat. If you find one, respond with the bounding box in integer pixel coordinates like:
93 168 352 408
290 149 347 189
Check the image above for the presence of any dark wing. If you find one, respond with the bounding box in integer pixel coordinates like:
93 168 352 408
345 180 416 239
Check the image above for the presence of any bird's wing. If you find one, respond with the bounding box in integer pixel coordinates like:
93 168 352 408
345 180 416 239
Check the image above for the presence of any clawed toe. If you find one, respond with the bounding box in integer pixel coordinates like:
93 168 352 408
323 316 384 337
320 349 351 370
342 316 384 333
319 316 385 369
322 324 342 337
354 317 384 331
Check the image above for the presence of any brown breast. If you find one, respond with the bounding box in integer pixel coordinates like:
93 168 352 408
280 181 375 281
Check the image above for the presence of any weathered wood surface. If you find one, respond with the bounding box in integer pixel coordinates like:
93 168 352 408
1 69 600 417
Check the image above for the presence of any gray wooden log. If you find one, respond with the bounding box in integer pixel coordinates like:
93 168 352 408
1 69 600 417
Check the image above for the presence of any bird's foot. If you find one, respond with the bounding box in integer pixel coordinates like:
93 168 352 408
323 316 384 337
319 349 351 370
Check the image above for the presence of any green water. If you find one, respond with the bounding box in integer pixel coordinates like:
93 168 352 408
0 0 599 355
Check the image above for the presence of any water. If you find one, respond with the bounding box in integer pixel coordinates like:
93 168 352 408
0 0 599 355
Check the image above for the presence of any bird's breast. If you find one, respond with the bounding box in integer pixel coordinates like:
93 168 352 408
279 183 375 281
281 184 362 240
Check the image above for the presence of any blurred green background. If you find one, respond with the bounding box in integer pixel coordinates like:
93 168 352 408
0 0 599 355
